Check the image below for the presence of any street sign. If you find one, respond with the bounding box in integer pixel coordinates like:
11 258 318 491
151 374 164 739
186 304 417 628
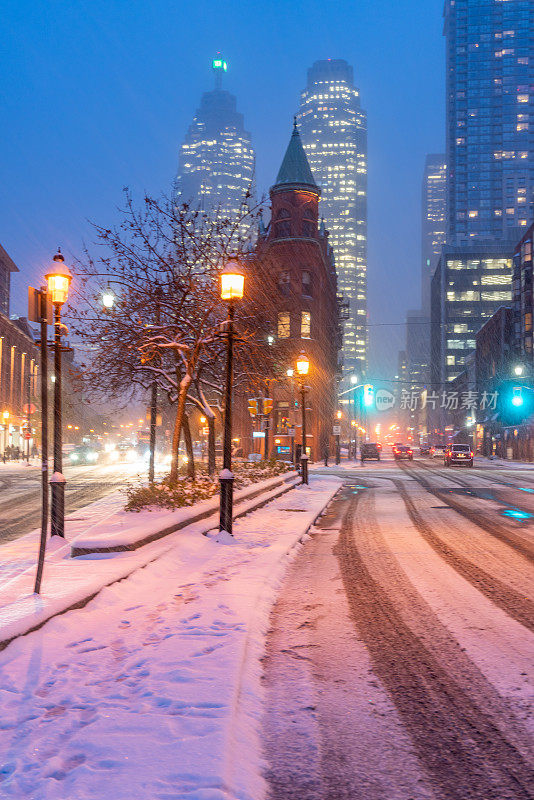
252 431 265 438
28 287 53 325
262 418 270 431
287 426 295 436
333 425 341 435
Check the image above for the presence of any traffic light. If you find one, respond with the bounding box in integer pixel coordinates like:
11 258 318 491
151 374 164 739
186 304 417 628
248 399 258 416
363 384 374 408
263 398 273 415
512 387 524 407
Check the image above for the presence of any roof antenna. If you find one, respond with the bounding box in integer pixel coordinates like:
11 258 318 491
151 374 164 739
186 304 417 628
293 116 298 131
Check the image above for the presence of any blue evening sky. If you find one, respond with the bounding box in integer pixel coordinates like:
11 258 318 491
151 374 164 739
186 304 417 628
1 0 444 375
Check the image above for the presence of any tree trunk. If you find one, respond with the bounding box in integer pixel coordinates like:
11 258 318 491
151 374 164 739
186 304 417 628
170 378 190 484
183 414 195 479
207 415 216 475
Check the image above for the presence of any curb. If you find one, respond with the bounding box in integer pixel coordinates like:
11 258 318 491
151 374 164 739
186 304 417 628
71 472 300 556
0 473 301 654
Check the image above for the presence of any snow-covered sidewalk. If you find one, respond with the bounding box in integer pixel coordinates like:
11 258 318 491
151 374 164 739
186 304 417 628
0 475 341 800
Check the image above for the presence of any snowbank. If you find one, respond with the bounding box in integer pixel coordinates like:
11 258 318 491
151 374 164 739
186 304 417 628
71 471 299 554
0 476 342 800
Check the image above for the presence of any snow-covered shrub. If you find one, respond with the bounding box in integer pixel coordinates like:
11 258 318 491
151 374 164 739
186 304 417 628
125 460 294 511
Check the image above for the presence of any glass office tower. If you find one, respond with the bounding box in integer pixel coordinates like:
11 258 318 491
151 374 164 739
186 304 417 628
175 57 255 234
444 0 534 246
422 155 447 314
296 59 368 378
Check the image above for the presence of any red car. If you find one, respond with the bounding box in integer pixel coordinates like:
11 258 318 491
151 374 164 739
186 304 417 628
393 445 413 461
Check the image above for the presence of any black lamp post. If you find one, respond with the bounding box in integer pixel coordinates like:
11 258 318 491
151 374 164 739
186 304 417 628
296 350 310 485
45 250 72 538
219 260 245 535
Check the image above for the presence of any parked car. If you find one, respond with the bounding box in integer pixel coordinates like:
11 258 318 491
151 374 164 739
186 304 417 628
445 443 474 467
361 442 380 462
393 445 413 461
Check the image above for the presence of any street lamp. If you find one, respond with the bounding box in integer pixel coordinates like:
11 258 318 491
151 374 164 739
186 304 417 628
513 364 525 377
296 350 310 484
219 260 245 535
102 289 115 309
45 249 72 538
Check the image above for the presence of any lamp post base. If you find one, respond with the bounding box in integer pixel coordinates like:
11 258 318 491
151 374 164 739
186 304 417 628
50 473 66 538
301 455 309 485
219 471 234 534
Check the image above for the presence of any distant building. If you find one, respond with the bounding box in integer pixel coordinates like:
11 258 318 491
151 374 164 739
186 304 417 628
245 123 341 460
174 57 255 234
296 59 367 379
431 243 513 387
512 220 534 361
406 309 430 389
444 0 534 246
421 155 446 314
0 243 18 317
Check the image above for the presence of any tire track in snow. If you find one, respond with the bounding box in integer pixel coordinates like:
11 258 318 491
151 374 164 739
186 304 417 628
336 489 534 800
394 478 534 632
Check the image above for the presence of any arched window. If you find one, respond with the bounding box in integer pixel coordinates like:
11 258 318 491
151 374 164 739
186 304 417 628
302 270 313 297
274 208 291 238
278 270 290 296
302 203 315 237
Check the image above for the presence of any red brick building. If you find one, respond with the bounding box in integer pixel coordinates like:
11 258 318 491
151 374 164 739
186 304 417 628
238 122 341 460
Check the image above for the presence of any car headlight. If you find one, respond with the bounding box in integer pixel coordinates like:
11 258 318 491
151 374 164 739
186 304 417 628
87 451 98 462
70 453 78 462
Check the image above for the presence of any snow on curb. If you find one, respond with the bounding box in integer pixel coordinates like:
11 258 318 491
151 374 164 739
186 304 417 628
0 476 343 800
0 473 299 652
71 471 300 555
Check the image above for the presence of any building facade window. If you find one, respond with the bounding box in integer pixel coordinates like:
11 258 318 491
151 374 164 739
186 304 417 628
278 270 290 295
277 311 290 339
301 311 311 339
302 270 313 297
274 208 291 238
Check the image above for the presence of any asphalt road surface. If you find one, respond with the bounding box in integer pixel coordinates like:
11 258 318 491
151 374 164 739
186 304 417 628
0 460 145 544
262 456 534 800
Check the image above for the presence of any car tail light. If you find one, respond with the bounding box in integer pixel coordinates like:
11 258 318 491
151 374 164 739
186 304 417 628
407 449 412 454
469 452 473 458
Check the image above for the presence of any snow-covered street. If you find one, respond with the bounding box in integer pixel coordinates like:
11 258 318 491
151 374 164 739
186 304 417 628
263 458 534 800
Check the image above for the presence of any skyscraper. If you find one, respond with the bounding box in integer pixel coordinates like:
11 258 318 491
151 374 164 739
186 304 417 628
421 155 447 314
296 59 367 378
444 0 534 246
175 57 255 232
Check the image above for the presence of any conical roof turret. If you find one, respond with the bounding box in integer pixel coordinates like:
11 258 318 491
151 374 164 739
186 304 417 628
271 119 320 195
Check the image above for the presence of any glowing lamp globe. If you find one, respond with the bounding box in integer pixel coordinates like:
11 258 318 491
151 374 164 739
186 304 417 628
102 290 115 309
296 351 309 376
220 261 244 301
45 251 72 306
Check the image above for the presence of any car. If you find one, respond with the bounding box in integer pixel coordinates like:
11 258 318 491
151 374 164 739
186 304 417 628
361 442 380 462
445 443 474 467
68 445 99 466
431 445 447 458
393 445 413 461
419 444 431 456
